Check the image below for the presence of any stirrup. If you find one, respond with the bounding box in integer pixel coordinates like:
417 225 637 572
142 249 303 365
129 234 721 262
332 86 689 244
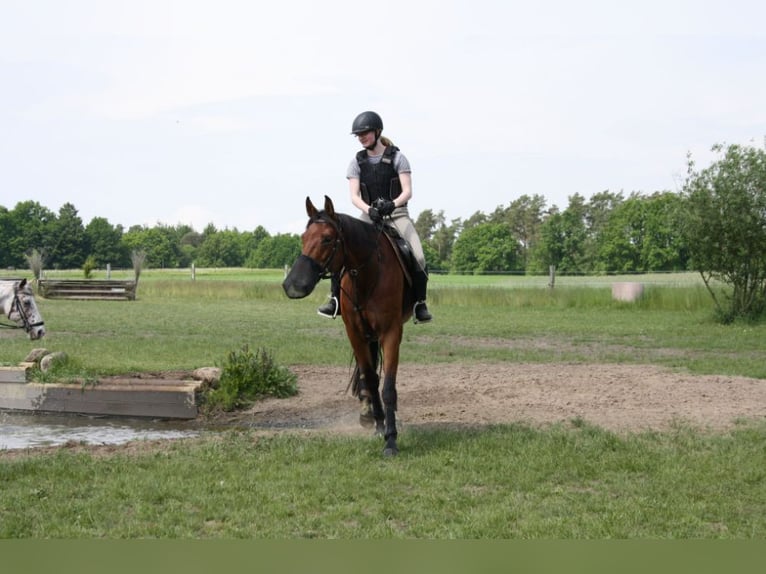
413 301 432 324
317 296 339 319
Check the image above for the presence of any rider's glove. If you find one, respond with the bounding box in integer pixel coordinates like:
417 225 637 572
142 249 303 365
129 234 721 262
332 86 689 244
378 199 396 216
368 206 383 223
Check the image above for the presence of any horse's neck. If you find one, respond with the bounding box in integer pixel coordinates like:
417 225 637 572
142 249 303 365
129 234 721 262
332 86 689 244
343 228 381 271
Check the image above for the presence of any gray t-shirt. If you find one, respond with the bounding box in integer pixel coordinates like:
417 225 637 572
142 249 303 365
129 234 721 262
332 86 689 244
346 149 412 179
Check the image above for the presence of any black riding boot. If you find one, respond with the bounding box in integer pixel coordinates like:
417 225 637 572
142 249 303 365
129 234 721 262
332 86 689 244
317 273 341 318
413 269 433 324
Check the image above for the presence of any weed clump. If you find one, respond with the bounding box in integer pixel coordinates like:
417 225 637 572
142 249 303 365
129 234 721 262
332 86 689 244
204 344 298 412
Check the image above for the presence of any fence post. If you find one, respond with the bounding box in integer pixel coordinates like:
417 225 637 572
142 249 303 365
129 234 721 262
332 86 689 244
548 265 556 289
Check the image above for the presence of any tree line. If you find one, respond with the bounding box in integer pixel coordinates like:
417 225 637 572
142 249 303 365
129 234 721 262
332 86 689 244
0 203 300 271
2 143 765 320
1 190 686 276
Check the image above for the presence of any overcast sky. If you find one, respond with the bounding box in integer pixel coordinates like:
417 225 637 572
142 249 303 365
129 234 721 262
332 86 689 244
2 0 765 234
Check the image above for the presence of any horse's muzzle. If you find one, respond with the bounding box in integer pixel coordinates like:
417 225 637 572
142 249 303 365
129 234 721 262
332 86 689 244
29 325 46 340
282 255 322 299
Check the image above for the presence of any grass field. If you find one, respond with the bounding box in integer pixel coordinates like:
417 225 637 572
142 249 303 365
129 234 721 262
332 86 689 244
1 269 765 539
1 268 759 378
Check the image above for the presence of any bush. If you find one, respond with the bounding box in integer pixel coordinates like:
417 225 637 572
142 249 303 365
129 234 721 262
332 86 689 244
82 255 97 279
204 344 298 412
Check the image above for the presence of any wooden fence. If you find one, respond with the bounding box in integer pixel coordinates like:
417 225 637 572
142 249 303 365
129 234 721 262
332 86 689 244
38 279 137 301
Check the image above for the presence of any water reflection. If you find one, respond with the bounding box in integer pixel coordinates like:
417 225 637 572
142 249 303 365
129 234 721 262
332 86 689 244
0 410 201 451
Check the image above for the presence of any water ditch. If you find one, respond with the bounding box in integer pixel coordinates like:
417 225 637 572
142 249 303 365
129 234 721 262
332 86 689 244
0 410 202 451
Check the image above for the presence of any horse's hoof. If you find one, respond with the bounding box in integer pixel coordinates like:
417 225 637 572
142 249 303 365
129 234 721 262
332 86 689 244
359 400 375 428
359 412 375 428
383 446 399 457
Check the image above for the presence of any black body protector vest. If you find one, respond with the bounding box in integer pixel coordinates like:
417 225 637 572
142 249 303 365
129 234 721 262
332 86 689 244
357 145 405 206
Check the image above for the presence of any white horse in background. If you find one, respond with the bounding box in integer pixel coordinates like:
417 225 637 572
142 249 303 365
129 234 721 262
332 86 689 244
0 278 46 340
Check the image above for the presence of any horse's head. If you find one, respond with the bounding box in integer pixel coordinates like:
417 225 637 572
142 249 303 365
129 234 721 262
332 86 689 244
4 279 46 340
282 196 344 299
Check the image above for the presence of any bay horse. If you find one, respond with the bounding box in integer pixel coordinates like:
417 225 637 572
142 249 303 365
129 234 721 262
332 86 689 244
282 196 413 456
0 278 46 340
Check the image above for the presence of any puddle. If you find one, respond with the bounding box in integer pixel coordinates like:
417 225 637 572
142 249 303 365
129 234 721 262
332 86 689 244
0 410 201 451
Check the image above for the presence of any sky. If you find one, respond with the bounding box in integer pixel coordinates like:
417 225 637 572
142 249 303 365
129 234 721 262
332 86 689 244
2 0 765 235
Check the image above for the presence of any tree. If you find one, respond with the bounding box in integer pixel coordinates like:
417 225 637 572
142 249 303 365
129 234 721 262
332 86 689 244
415 209 459 271
683 143 766 321
197 229 246 267
583 190 624 271
532 194 588 274
597 194 646 273
246 234 301 268
490 194 548 271
450 223 519 274
122 225 181 268
47 203 86 269
639 192 688 272
414 209 439 241
5 201 56 268
85 217 128 267
0 206 13 268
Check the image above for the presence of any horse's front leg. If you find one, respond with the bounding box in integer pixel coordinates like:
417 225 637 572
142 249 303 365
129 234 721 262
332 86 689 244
357 341 384 432
381 371 398 456
380 335 402 457
361 365 385 436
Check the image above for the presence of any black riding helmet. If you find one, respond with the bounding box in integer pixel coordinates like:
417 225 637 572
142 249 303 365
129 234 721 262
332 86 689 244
351 111 383 135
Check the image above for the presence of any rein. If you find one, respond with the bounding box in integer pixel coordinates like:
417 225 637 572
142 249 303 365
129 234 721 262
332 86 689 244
307 213 383 334
306 214 381 280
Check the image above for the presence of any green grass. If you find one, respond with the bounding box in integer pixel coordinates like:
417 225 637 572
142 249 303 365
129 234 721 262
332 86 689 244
1 422 764 538
2 269 763 378
3 269 765 539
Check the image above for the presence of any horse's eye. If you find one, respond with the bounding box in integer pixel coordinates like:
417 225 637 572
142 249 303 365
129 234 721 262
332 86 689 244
321 236 334 245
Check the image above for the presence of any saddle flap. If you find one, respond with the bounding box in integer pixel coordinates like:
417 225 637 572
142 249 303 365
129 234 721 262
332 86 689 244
382 226 414 287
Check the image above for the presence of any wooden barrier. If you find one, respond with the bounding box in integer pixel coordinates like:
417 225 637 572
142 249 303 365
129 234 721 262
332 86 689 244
1 364 201 419
38 279 137 301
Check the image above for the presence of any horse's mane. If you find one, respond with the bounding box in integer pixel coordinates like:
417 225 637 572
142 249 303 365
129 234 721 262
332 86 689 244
317 211 380 251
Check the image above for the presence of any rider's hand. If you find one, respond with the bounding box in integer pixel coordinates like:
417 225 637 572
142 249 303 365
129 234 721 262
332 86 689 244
378 199 396 216
368 206 383 223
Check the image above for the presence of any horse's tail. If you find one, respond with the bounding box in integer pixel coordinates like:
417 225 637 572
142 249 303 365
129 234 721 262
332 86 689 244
346 342 382 398
349 363 363 398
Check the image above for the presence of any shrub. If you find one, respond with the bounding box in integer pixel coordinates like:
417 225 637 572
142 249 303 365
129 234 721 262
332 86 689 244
204 344 298 412
82 255 97 279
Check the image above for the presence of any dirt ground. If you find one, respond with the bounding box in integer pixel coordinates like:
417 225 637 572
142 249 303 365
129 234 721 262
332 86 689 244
3 361 765 460
226 362 766 435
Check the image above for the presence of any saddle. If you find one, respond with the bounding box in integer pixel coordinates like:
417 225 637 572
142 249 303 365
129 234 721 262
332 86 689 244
381 222 415 288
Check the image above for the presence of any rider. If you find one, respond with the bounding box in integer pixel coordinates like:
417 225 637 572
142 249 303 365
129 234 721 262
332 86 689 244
317 110 433 324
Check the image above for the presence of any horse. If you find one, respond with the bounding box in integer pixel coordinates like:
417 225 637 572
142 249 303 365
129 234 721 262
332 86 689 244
0 278 46 340
282 195 414 456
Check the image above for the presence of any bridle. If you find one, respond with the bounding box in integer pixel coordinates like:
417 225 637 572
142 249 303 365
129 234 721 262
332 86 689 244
296 215 345 283
1 285 45 334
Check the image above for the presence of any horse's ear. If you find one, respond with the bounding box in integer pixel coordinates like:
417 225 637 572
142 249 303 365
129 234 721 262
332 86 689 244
19 278 27 289
323 195 335 218
306 196 319 219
